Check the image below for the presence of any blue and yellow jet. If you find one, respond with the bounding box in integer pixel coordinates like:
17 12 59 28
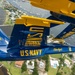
0 16 75 60
29 0 75 24
30 0 75 18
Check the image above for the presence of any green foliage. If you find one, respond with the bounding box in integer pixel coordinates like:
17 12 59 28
29 61 32 65
68 54 73 59
41 55 49 60
56 72 62 75
50 54 62 59
59 58 64 63
32 67 38 75
59 57 65 66
45 61 49 72
38 55 50 72
4 5 17 12
32 61 38 75
38 57 41 61
1 61 21 75
71 64 75 75
21 62 27 73
45 55 49 72
34 60 37 67
57 57 65 72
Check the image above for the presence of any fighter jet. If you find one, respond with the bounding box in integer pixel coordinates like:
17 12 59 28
0 16 75 60
29 0 75 39
30 0 75 18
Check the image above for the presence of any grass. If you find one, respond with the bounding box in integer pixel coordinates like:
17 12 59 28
0 61 21 75
48 53 71 75
50 54 62 58
48 54 62 75
5 18 12 25
64 55 72 63
0 61 29 75
48 66 57 75
59 66 71 75
22 71 29 75
4 11 14 25
48 65 71 75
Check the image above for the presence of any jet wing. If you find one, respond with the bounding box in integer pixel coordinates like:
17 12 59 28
56 24 75 39
30 0 75 18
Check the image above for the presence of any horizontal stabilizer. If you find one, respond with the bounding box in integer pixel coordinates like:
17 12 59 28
0 29 9 46
56 24 75 38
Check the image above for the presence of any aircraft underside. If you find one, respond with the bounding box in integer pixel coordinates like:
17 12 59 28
0 44 75 60
0 0 75 60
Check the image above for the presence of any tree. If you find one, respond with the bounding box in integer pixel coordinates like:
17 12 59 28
45 61 49 72
38 55 49 72
59 58 64 63
34 60 37 67
58 58 64 72
41 55 49 60
32 67 38 75
21 62 27 73
29 61 32 65
68 54 73 59
45 55 49 72
59 57 64 66
71 64 75 75
56 72 62 75
32 61 38 75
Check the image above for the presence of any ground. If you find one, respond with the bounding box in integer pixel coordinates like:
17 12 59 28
0 61 29 75
48 66 71 75
48 67 57 75
58 66 71 75
0 53 72 75
50 54 62 59
48 54 72 75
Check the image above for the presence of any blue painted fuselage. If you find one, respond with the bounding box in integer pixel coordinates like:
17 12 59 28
0 43 75 60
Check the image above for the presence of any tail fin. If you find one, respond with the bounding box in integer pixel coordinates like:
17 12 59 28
0 29 9 46
8 16 64 48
